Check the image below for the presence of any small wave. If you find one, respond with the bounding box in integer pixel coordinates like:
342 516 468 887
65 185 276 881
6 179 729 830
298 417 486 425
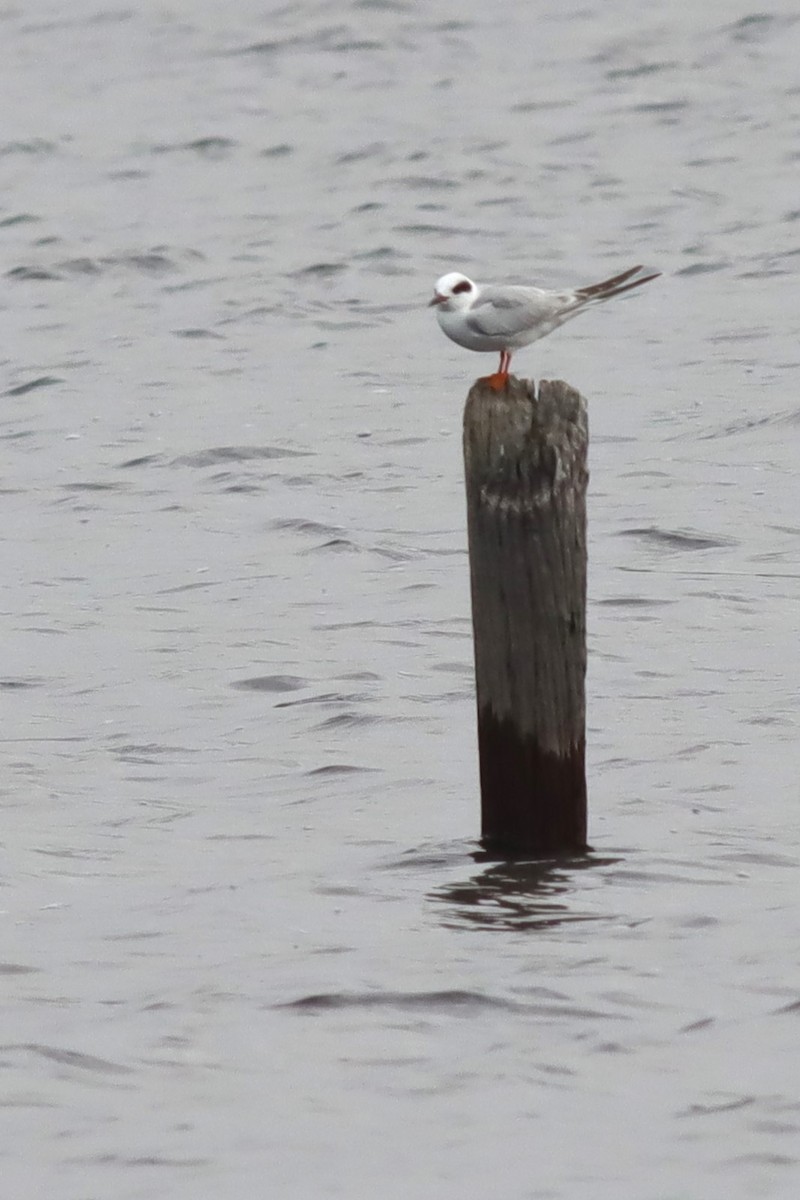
0 139 57 156
9 1044 132 1075
597 596 674 608
277 989 521 1014
276 692 373 709
312 712 379 730
5 376 62 396
6 265 61 281
272 518 343 537
8 249 205 282
174 445 309 467
232 675 307 693
150 136 237 157
291 261 347 278
697 407 800 438
0 213 39 227
675 260 729 276
305 537 360 554
722 12 795 43
117 454 166 469
59 481 127 493
617 527 735 551
336 142 386 164
305 763 379 776
172 328 224 339
606 61 679 81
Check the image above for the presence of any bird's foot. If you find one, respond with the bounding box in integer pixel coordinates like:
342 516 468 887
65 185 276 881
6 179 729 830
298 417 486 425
480 371 509 392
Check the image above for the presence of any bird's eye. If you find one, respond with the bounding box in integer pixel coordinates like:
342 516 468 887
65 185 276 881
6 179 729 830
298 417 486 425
452 280 472 294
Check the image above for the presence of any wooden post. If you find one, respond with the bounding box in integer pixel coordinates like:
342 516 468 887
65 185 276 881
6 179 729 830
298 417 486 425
463 376 588 854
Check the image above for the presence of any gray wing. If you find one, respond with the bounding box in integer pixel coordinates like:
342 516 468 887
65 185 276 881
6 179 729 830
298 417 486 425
464 285 578 339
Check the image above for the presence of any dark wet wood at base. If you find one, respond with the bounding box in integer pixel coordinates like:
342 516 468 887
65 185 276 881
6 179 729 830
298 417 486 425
478 708 587 853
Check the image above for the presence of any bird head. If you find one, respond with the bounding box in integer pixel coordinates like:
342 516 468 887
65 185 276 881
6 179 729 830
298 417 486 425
428 273 477 310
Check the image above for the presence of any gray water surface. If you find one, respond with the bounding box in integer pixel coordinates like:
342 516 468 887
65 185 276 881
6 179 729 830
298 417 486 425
2 2 799 1198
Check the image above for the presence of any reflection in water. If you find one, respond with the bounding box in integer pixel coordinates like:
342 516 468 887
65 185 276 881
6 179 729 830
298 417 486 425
429 850 619 931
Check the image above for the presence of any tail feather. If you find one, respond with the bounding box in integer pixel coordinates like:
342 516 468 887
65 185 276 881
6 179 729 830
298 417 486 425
575 266 661 302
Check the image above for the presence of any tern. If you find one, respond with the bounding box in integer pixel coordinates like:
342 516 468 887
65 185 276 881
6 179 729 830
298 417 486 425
429 264 660 388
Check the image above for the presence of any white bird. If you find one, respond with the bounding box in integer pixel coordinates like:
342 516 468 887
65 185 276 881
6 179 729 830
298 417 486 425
429 264 660 387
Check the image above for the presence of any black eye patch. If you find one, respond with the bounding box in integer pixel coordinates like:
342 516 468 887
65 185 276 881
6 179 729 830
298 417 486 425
452 280 473 294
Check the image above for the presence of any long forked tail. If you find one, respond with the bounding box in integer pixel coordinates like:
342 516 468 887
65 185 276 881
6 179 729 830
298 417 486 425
575 265 661 302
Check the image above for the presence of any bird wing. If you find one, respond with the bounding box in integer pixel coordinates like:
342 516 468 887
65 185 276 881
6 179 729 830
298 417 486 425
464 285 575 339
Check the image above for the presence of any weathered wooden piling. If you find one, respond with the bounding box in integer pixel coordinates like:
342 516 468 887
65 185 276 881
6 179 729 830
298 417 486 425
463 376 588 854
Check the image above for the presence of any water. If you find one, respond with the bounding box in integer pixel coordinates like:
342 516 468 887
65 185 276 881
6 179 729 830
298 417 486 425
2 2 799 1197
